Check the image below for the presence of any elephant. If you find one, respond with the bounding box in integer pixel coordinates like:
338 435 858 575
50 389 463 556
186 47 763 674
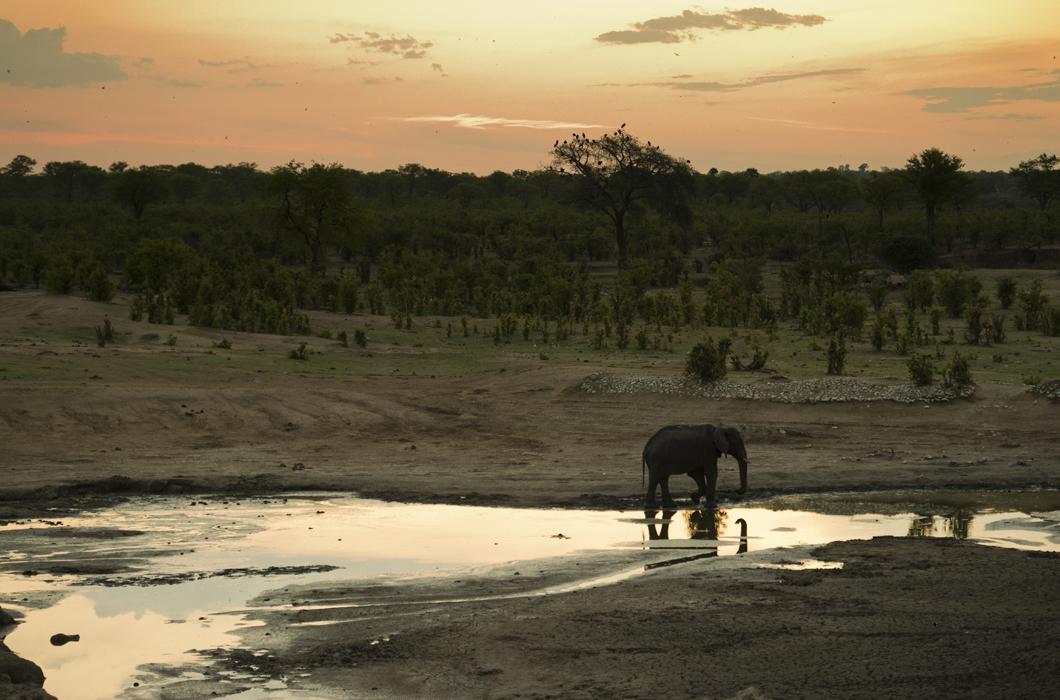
642 424 748 507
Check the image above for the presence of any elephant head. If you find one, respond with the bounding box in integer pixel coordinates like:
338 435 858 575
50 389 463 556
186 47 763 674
713 426 749 494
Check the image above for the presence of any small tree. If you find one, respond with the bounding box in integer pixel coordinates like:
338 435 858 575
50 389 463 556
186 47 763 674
826 335 846 375
995 277 1017 310
87 265 115 302
943 352 973 387
1009 153 1059 211
907 353 934 386
686 337 729 383
905 148 971 242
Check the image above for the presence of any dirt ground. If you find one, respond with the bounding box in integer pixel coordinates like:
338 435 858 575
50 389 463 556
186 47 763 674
2 291 1059 698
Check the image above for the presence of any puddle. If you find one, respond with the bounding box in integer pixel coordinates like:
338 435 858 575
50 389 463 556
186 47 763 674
1 492 1058 699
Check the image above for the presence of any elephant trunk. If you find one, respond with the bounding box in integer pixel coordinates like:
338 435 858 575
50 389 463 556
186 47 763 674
737 456 748 494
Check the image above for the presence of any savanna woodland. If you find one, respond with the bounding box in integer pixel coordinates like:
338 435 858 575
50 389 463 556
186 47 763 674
2 135 1058 384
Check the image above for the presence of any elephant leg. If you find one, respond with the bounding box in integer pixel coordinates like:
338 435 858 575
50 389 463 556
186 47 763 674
689 470 707 504
660 476 676 507
644 473 659 507
704 460 718 504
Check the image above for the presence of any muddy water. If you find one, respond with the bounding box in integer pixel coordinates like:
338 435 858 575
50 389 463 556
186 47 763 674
1 492 1058 699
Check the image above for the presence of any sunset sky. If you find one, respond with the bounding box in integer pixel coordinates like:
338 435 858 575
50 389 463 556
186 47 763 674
1 1 1058 173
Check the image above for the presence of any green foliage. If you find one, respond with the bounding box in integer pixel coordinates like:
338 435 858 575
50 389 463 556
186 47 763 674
44 259 75 294
935 269 982 317
995 277 1017 309
337 330 348 347
94 317 114 348
826 335 846 375
929 306 943 335
164 334 177 346
353 329 367 348
907 353 934 386
903 271 935 310
942 351 973 387
686 337 729 383
214 337 232 349
1017 280 1049 331
867 277 888 313
730 337 770 371
964 303 985 345
87 265 115 302
870 316 885 351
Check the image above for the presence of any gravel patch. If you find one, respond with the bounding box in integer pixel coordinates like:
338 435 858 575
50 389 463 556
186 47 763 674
1029 379 1060 401
578 373 975 404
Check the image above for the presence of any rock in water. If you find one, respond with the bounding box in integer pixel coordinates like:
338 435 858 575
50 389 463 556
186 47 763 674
48 633 80 647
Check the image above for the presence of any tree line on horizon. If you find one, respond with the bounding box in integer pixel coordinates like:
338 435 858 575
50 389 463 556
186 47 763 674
0 133 1057 344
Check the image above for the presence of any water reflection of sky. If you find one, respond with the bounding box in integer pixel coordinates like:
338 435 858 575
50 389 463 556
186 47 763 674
1 495 1057 700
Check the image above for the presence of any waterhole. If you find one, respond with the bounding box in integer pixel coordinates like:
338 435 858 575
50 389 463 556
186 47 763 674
1 491 1057 699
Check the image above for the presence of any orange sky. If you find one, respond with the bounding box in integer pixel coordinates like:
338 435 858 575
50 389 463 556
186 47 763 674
1 2 1058 173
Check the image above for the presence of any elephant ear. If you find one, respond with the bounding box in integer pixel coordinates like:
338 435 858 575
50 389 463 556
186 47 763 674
713 427 730 455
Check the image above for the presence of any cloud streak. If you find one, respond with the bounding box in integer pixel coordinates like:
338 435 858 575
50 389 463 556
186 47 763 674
902 76 1060 112
597 8 826 45
0 19 125 87
605 67 862 92
747 116 894 134
330 32 432 59
400 114 603 130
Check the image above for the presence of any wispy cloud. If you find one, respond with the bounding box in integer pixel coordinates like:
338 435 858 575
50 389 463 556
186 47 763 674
963 112 1044 122
0 19 125 87
330 32 432 59
161 78 200 88
248 77 281 88
199 58 256 73
431 63 447 78
747 116 894 134
902 76 1060 112
400 114 603 130
607 67 862 92
597 8 826 45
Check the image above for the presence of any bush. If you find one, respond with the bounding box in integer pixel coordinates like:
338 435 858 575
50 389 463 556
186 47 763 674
129 296 145 321
867 277 888 313
826 335 846 375
337 330 348 347
164 334 177 347
730 338 769 371
87 265 116 302
870 316 885 351
996 277 1017 309
964 304 984 345
213 337 232 349
936 269 981 318
907 353 934 386
44 260 76 294
904 271 934 311
354 329 367 348
943 351 973 387
929 306 943 335
1017 280 1048 331
686 337 729 383
986 314 1006 344
879 235 935 273
95 317 114 348
288 342 309 360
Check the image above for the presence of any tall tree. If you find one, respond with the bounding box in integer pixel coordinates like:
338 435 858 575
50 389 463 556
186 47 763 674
2 154 36 177
860 171 907 230
113 167 167 220
269 162 351 274
904 148 968 241
1010 153 1059 211
550 129 694 268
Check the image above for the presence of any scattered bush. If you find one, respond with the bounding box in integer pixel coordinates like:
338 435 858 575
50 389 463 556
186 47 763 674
995 277 1017 309
354 329 367 348
686 337 729 383
907 353 934 386
214 337 232 349
942 351 973 387
87 265 115 302
826 335 846 375
936 269 982 318
164 334 177 346
904 271 935 311
337 330 348 347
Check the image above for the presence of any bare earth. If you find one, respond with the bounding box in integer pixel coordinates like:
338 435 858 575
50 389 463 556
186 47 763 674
1 291 1059 698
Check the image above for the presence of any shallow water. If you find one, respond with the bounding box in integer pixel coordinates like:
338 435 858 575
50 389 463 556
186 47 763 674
1 493 1057 699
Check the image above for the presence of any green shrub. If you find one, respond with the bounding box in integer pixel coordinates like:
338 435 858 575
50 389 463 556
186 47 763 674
964 304 984 345
337 330 348 347
686 337 729 383
867 277 888 313
870 317 885 351
943 351 973 387
936 269 981 318
44 260 76 294
826 335 846 375
904 270 935 311
354 329 367 348
214 337 232 349
164 334 177 347
995 277 1017 310
986 314 1006 344
929 306 943 335
87 265 115 302
730 337 769 371
907 353 934 386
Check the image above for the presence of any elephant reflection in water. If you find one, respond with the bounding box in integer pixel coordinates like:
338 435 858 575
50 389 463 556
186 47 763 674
907 510 973 539
642 507 748 554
